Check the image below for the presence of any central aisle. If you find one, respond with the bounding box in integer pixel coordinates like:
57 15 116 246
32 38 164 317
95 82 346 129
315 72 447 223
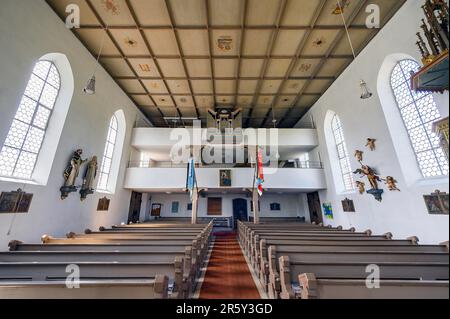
199 232 261 299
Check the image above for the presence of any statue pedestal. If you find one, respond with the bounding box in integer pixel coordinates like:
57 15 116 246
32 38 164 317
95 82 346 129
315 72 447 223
80 188 94 201
60 186 77 200
367 189 384 202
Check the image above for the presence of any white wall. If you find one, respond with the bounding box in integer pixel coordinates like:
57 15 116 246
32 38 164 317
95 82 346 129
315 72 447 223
296 0 449 244
141 193 307 220
0 0 147 248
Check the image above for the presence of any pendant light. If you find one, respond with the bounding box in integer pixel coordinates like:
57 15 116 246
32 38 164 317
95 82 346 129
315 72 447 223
83 25 108 95
336 0 373 100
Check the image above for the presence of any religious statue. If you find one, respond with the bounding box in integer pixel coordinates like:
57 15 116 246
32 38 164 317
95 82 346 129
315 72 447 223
354 150 364 162
353 165 384 202
384 176 401 192
60 149 87 200
80 156 98 201
366 138 377 151
356 181 366 195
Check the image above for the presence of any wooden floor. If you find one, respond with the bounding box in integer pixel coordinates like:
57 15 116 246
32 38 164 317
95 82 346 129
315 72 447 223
200 232 261 299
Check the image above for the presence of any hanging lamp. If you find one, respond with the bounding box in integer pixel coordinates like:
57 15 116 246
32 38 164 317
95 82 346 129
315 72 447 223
336 0 373 100
83 24 108 95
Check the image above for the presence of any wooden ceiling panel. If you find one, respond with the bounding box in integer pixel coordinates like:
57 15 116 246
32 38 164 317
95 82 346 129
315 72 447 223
281 0 322 26
210 0 243 26
211 30 241 56
75 29 120 55
239 80 259 94
175 96 195 108
129 0 172 26
240 59 265 77
301 29 341 56
166 79 191 94
281 80 307 94
100 58 134 77
46 0 406 127
315 0 362 26
179 107 198 118
214 59 238 78
169 0 207 26
247 0 282 26
90 0 135 26
333 29 373 56
265 59 293 77
177 29 210 56
260 80 283 94
157 59 186 77
272 30 307 56
290 58 322 77
143 30 179 55
128 58 161 77
185 59 212 77
215 80 236 94
131 94 155 106
158 106 179 117
110 29 150 55
191 80 214 94
142 79 169 94
116 79 145 94
242 30 272 56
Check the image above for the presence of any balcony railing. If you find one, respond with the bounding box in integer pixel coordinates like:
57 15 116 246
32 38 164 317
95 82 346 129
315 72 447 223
128 160 323 169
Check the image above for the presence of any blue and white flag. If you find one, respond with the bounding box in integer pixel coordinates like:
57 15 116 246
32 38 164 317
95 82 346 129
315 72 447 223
186 157 195 200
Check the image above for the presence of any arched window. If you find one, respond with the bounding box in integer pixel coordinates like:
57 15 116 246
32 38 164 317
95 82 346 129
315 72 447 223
98 115 119 192
97 110 126 193
0 61 60 180
331 114 354 191
390 59 448 178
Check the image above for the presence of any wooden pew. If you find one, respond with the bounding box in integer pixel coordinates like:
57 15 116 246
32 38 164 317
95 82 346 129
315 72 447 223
297 273 449 299
0 257 187 299
0 277 169 299
276 256 449 299
256 244 448 287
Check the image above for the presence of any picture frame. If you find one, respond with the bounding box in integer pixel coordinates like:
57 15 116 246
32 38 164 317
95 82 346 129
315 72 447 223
220 170 232 187
0 189 33 214
322 202 334 220
97 197 110 212
424 191 449 215
342 198 356 213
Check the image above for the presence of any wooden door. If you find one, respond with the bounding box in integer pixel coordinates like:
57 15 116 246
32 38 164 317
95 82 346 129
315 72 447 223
151 203 162 217
127 192 142 224
307 192 323 224
207 198 222 216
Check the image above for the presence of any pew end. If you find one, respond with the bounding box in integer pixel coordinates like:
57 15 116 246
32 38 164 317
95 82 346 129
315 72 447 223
407 236 420 245
8 240 23 251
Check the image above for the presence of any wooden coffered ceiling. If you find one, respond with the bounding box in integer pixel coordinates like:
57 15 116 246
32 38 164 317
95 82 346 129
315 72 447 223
46 0 406 128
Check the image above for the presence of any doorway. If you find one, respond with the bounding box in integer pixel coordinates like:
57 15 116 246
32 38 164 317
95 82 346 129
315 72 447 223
127 191 142 224
307 192 323 224
233 198 248 229
151 203 162 218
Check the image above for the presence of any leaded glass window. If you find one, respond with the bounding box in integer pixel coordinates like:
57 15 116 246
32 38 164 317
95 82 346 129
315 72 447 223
97 115 118 192
0 61 60 180
390 59 448 178
331 114 354 191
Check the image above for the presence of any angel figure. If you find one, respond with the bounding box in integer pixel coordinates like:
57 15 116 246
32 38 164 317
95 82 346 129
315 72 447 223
366 138 376 151
353 165 382 190
356 181 366 195
384 176 401 191
354 150 364 162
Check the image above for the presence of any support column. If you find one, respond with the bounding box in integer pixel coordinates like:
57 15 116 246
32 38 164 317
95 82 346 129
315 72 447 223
252 188 260 225
191 188 199 225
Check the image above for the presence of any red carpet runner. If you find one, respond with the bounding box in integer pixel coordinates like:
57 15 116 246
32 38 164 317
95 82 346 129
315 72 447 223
200 232 261 299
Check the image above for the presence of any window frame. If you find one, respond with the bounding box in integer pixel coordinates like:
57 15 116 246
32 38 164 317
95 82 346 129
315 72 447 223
331 114 355 192
390 59 448 178
97 115 119 193
0 60 61 181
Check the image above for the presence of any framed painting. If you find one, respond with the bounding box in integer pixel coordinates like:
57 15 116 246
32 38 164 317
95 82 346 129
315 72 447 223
322 202 334 220
220 170 232 187
424 191 449 215
342 198 356 213
97 197 110 212
0 189 33 214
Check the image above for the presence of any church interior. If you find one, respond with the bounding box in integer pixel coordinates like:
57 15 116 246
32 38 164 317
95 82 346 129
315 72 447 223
0 0 449 300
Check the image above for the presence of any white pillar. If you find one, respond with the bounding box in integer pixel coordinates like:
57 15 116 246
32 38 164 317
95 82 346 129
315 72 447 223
191 188 199 225
252 189 260 224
